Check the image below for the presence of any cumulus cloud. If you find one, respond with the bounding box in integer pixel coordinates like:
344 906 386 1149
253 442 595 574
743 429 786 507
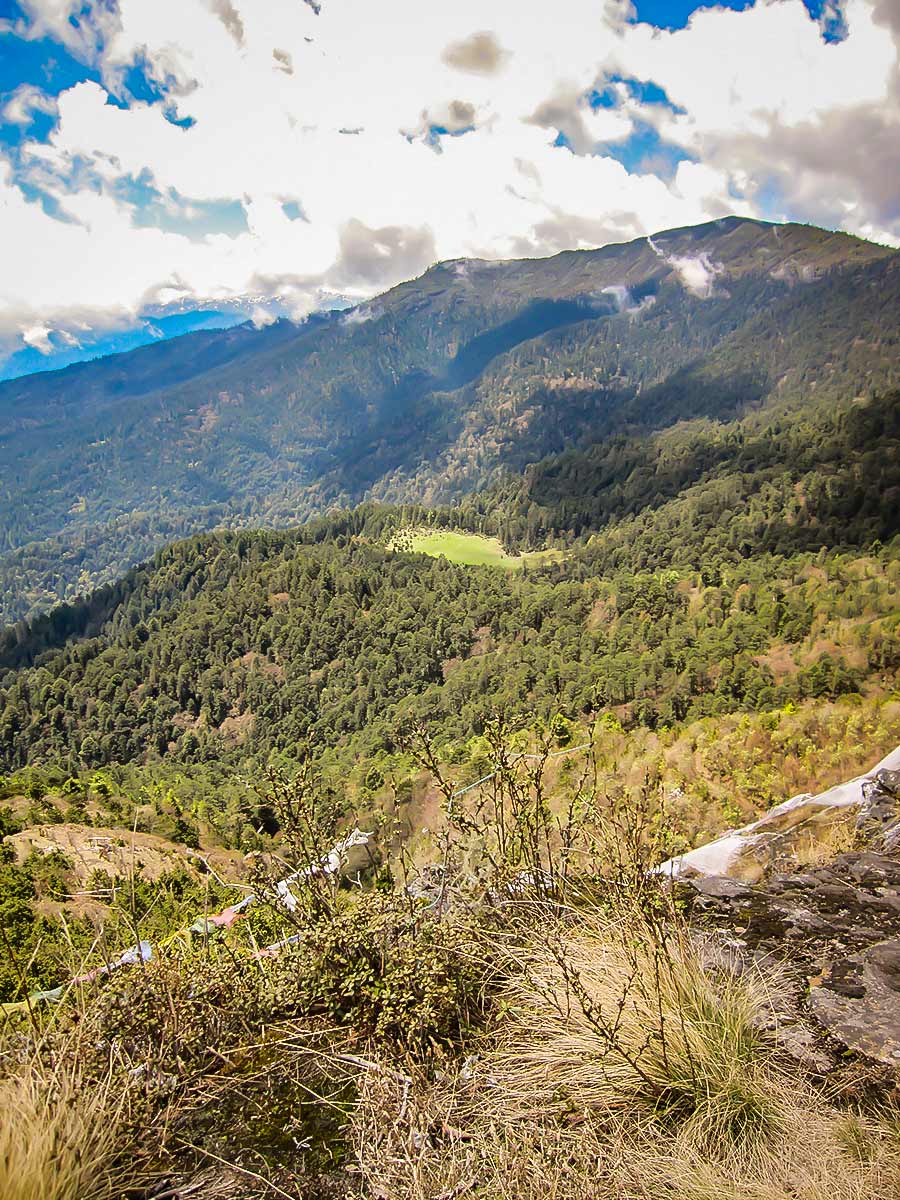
17 322 81 354
441 30 509 75
427 99 477 132
525 85 632 155
331 219 436 288
208 0 244 47
598 0 900 244
401 98 480 146
8 0 124 86
667 252 723 298
872 0 900 36
272 47 293 74
0 0 896 359
249 304 277 327
22 323 54 353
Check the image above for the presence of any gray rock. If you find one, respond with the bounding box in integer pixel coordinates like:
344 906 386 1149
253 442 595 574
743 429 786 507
857 767 900 835
689 874 752 900
808 938 900 1067
683 852 900 1071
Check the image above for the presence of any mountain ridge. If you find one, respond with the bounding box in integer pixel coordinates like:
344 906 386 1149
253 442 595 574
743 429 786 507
1 215 897 624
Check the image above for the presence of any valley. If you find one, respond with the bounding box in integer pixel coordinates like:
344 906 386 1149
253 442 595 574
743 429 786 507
2 0 899 1189
1 216 898 1200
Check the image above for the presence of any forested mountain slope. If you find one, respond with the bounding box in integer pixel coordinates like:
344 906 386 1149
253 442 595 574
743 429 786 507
2 370 897 776
2 216 897 622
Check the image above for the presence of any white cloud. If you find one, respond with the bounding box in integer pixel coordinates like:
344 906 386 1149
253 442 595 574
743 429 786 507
340 303 380 326
11 0 122 70
441 30 511 76
0 0 897 356
22 323 54 353
599 284 656 315
648 236 724 298
2 83 58 126
599 0 900 242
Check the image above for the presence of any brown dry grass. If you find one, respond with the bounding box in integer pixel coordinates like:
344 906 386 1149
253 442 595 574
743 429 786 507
0 1061 136 1200
4 901 899 1200
351 904 900 1200
789 809 858 867
354 1079 900 1200
489 908 787 1152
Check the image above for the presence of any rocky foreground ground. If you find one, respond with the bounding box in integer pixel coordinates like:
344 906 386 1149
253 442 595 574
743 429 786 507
665 748 900 1075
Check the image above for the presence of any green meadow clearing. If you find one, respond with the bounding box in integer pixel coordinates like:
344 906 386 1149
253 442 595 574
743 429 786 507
390 528 561 570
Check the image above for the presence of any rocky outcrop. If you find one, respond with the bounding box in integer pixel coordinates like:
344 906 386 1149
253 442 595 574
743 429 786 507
659 746 900 883
687 850 900 1066
809 937 900 1068
664 748 900 1071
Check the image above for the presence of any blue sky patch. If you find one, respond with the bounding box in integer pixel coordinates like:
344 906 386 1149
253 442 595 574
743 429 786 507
803 0 848 42
632 0 753 28
165 110 195 129
14 171 81 222
599 122 696 180
133 192 249 240
110 55 170 108
631 0 845 40
742 176 790 223
107 169 249 239
0 101 57 146
0 24 100 99
552 121 693 182
589 75 684 114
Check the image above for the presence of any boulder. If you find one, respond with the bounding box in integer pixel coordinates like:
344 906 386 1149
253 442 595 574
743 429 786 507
808 938 900 1066
685 851 900 1069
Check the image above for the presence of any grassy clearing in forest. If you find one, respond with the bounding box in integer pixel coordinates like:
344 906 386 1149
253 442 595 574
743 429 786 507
391 528 561 570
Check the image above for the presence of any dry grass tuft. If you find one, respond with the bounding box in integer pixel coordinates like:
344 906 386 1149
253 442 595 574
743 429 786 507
0 1060 134 1200
353 1088 900 1200
491 907 789 1155
789 810 858 867
612 1110 900 1200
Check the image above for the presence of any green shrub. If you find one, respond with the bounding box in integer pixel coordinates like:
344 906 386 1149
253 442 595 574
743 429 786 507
266 893 484 1049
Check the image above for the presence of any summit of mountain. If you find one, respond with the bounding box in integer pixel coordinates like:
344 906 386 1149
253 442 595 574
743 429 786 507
378 215 892 305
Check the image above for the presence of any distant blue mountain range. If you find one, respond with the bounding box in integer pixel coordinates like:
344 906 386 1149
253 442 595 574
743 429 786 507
0 308 248 382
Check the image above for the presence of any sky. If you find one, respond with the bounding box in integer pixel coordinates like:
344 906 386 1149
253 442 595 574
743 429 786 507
0 0 898 369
